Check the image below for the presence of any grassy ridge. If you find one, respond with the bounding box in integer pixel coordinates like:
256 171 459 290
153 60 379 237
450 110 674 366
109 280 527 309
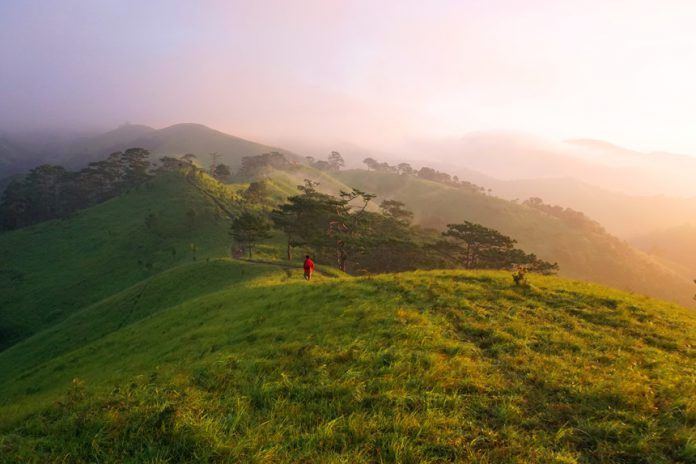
0 260 279 406
1 262 695 463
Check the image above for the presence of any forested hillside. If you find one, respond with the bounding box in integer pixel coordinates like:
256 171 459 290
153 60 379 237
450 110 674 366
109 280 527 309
334 169 693 306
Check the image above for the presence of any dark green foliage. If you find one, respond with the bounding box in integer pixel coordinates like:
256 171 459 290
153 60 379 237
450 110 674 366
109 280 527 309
362 157 379 171
0 165 70 229
417 166 452 183
441 221 558 273
0 149 153 231
0 173 231 351
213 163 231 180
379 199 414 225
121 148 151 186
230 211 273 258
271 180 357 269
237 152 293 179
241 180 271 205
272 180 416 272
524 197 606 234
157 156 187 172
270 181 551 275
306 151 346 172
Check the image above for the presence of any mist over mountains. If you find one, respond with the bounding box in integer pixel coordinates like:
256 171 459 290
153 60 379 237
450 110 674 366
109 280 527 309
2 122 696 461
5 123 696 195
0 123 297 177
4 123 696 240
399 132 696 197
4 122 696 288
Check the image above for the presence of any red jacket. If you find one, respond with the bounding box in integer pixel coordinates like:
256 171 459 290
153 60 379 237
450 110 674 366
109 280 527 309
304 258 315 271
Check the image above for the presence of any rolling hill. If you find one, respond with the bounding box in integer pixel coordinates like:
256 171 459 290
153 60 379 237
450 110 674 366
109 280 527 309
1 170 695 462
435 172 696 239
0 123 300 176
630 225 696 276
0 172 234 351
333 169 695 307
1 262 695 462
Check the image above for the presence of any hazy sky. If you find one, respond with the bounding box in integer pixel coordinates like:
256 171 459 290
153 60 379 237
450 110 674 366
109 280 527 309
2 0 696 153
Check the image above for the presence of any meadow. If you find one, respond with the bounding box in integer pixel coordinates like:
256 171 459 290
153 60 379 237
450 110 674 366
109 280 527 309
1 261 695 463
1 171 695 463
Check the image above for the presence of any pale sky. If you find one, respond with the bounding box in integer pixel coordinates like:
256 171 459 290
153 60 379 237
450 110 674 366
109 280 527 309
2 0 696 153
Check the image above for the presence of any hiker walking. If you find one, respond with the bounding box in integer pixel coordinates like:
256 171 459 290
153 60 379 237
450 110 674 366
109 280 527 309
303 255 315 280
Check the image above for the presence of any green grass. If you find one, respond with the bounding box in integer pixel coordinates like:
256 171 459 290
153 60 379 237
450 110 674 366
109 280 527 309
1 170 695 463
1 262 694 463
0 173 233 349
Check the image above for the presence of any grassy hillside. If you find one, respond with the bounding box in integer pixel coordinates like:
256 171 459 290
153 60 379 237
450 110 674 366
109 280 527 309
335 170 694 306
458 173 696 239
265 164 355 197
12 123 300 172
126 124 300 170
1 169 695 462
0 173 234 350
1 262 695 463
0 123 301 175
631 224 696 276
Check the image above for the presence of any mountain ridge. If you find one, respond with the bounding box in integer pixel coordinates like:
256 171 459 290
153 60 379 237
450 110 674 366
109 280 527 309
0 123 299 175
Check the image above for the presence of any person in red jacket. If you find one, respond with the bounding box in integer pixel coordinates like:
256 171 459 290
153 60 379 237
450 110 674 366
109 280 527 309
303 255 315 280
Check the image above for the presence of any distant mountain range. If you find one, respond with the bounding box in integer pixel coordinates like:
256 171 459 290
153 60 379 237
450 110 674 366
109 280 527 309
0 123 297 177
395 133 696 239
4 123 696 243
402 132 696 197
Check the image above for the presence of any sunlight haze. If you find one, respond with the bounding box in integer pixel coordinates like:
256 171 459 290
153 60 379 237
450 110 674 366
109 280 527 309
2 0 696 154
3 2 696 460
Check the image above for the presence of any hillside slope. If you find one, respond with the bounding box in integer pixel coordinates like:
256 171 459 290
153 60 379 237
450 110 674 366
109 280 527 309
449 173 696 239
125 123 300 169
630 224 696 276
0 123 300 174
1 168 695 462
0 263 694 463
0 172 234 350
335 170 694 306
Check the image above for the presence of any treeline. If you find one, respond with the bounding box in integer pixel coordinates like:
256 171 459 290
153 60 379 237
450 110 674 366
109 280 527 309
523 197 606 234
240 149 486 195
231 179 558 275
0 149 152 230
0 148 296 231
362 157 485 193
237 152 296 179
